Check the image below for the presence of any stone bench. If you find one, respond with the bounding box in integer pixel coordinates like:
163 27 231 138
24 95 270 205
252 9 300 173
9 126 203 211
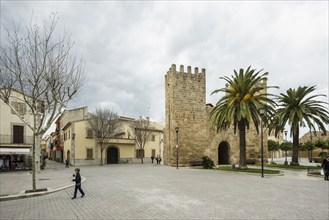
312 157 322 163
246 159 256 164
190 160 203 166
120 159 129 164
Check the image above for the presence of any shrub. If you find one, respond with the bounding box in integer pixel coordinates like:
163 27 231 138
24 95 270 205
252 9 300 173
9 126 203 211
318 152 328 159
202 156 214 169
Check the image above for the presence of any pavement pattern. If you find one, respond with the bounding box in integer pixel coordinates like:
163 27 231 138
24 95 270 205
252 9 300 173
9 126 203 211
0 160 328 219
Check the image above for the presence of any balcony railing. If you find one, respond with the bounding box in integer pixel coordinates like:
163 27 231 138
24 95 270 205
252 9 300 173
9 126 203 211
0 134 34 145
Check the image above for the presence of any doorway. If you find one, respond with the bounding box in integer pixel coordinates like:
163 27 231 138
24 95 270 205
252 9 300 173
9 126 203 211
107 146 119 164
218 142 230 164
67 150 70 162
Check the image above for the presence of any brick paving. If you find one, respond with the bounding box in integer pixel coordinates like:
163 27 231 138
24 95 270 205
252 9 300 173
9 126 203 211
0 161 328 219
0 160 75 196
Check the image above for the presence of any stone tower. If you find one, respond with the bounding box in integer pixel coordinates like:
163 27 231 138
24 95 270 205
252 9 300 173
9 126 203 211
164 64 209 166
164 64 268 167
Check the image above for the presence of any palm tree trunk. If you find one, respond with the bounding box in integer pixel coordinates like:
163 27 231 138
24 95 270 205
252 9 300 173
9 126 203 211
291 127 300 165
238 119 247 169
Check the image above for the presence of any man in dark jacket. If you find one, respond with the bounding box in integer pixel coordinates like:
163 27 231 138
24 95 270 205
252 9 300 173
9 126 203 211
72 168 85 199
321 156 329 181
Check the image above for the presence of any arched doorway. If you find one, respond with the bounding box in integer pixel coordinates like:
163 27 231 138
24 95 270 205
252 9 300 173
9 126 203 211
218 142 230 164
107 146 119 164
67 150 70 162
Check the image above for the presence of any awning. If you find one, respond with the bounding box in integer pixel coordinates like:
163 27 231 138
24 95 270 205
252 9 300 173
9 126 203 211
0 147 31 155
56 146 64 151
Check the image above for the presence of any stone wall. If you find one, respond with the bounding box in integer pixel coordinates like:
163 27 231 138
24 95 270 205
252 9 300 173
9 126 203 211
164 64 208 166
164 64 268 166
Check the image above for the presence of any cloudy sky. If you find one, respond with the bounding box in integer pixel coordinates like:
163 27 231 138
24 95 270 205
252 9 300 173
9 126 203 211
1 1 328 137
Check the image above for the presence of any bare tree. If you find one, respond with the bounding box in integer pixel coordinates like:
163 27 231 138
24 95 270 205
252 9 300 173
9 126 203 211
88 108 121 165
0 13 85 191
129 117 153 164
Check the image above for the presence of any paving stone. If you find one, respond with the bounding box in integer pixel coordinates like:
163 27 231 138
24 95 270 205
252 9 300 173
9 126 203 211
0 160 328 219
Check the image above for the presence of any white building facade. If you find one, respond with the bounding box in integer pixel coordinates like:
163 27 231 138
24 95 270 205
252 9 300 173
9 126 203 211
0 89 36 171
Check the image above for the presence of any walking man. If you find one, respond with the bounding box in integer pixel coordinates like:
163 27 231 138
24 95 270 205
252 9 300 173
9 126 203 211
72 168 85 199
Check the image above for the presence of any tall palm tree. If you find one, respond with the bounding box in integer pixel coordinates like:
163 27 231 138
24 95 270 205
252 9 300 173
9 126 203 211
210 66 277 169
275 86 329 165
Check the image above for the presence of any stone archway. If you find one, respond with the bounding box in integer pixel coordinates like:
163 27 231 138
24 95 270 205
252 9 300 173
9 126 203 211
218 142 230 164
107 146 119 164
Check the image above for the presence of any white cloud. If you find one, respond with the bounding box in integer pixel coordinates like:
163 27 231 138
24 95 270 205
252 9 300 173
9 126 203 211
1 1 328 136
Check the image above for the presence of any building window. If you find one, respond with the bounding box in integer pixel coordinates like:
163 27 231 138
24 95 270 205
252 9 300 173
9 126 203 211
86 129 93 138
86 149 93 159
68 130 70 139
151 149 155 157
11 102 26 115
151 135 155 141
13 125 24 144
136 149 144 158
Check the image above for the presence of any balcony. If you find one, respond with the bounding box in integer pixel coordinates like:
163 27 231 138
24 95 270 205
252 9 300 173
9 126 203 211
0 134 34 146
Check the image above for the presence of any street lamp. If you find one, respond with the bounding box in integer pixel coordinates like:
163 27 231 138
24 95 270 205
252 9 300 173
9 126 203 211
284 130 288 165
258 108 265 178
175 127 179 169
159 138 163 164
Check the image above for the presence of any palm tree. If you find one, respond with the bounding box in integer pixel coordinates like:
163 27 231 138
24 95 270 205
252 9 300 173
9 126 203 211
210 66 277 169
275 86 329 165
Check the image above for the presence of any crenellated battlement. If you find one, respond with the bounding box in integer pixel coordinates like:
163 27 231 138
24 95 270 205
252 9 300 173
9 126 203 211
165 64 206 82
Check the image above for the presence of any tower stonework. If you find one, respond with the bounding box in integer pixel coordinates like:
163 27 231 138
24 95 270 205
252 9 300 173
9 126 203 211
164 64 268 166
164 64 208 166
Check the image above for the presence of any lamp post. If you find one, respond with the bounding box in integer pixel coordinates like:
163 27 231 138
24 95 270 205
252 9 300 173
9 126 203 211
159 138 163 164
284 130 288 165
175 127 179 169
258 108 265 178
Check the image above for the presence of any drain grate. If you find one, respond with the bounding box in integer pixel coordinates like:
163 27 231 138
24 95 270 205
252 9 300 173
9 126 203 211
38 178 50 181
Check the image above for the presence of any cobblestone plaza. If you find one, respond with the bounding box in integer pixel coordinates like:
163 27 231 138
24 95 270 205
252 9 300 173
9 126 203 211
0 161 328 219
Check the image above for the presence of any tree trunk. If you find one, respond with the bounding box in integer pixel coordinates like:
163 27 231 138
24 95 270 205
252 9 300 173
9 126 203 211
271 151 274 164
141 148 144 164
32 114 40 191
35 135 41 173
291 127 300 165
32 132 36 191
100 143 103 166
238 119 247 169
